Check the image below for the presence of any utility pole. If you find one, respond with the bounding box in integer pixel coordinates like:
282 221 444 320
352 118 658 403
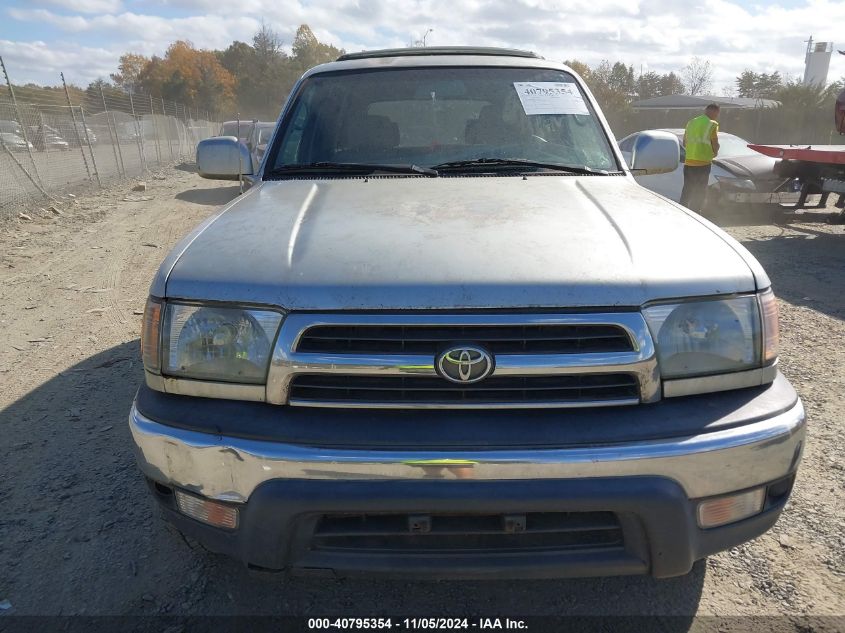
414 28 433 47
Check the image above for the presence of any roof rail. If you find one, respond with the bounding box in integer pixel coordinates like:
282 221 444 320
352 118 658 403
336 47 541 62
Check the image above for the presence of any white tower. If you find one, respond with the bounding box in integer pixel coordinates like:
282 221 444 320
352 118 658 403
803 37 833 86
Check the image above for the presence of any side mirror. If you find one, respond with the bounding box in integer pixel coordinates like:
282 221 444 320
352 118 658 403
630 131 680 175
197 136 253 180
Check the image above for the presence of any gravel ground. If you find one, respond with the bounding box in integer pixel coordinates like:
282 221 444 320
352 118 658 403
0 170 842 628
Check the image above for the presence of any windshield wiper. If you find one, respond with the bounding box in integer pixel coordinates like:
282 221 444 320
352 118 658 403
431 158 611 175
266 162 438 177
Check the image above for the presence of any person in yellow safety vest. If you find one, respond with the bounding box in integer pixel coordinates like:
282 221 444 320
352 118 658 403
680 103 721 212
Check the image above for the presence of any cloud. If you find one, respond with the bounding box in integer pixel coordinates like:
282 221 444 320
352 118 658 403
7 9 261 48
0 39 118 86
30 0 123 14
3 0 845 90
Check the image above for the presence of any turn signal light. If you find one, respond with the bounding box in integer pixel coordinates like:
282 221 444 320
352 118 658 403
175 490 239 529
760 290 779 364
141 297 162 374
697 488 765 529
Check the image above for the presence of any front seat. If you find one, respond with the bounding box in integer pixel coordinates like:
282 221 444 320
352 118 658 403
342 114 400 159
465 105 521 145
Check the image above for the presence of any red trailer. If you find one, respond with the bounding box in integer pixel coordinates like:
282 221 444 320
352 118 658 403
748 144 845 222
746 86 845 222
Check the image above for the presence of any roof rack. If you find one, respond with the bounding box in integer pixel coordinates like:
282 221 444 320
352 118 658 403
336 47 541 62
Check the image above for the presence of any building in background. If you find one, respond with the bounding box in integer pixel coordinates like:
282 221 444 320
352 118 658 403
803 37 833 86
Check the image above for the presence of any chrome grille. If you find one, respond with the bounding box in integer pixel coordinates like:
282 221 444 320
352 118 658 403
266 313 659 409
296 323 633 355
289 374 638 407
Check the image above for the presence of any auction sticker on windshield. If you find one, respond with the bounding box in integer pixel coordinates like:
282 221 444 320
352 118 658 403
513 82 590 116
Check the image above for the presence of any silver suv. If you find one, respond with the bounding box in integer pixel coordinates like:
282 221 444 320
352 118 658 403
130 47 804 579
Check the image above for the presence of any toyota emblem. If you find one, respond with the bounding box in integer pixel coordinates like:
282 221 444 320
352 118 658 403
436 345 494 384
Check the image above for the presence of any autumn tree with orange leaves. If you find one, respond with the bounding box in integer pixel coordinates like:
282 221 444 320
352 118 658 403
101 24 342 119
138 41 236 113
110 53 148 93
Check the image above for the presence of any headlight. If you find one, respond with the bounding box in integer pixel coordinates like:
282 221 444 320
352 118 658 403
714 175 755 191
160 303 283 383
643 296 761 379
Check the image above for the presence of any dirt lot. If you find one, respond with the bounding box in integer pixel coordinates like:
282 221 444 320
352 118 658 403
0 169 843 627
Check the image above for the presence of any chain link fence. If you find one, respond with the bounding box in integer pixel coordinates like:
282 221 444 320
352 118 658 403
603 101 842 146
0 58 220 220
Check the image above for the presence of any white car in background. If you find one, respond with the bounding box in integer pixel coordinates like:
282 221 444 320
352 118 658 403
618 128 799 215
0 131 33 152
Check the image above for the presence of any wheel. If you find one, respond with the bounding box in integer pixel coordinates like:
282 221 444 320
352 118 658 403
763 204 791 225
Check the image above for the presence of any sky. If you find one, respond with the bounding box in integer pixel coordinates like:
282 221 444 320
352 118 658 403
0 0 844 94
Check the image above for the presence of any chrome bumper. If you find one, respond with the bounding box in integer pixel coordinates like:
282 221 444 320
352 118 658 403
129 398 805 504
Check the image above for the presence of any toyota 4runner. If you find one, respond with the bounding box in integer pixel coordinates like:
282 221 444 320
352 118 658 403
130 47 805 579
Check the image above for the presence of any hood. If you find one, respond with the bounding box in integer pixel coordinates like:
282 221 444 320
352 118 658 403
164 176 761 310
713 153 778 179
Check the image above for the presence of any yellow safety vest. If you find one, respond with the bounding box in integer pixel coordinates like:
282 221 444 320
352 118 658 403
685 115 718 165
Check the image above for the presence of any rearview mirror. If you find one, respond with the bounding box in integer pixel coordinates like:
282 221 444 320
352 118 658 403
197 136 253 180
630 131 680 175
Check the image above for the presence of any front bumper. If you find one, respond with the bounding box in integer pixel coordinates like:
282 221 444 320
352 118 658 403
723 191 801 204
129 380 805 578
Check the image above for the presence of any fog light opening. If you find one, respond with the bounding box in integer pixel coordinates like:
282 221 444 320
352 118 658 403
697 487 765 529
174 489 239 529
766 473 796 505
153 481 174 497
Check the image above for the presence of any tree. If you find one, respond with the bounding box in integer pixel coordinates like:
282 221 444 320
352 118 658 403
103 26 345 119
774 77 842 109
609 62 636 97
757 72 783 98
291 24 344 73
658 72 685 96
217 26 293 119
735 70 757 98
249 24 294 116
218 41 254 79
564 59 591 81
735 70 784 99
764 77 844 143
635 71 663 99
253 22 285 65
84 78 126 106
682 57 713 96
215 24 342 118
138 41 235 113
110 53 149 93
583 60 636 111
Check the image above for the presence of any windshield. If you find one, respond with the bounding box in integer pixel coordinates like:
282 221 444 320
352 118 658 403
267 66 618 173
0 121 22 135
221 121 254 141
256 125 275 145
715 133 756 158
